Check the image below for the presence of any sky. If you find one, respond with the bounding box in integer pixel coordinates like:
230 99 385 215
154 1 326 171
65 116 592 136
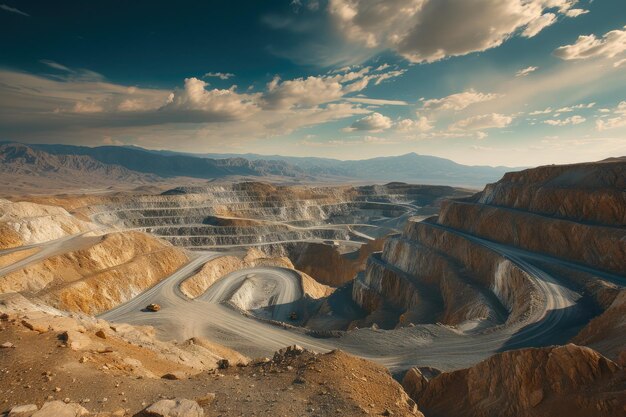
1 0 625 167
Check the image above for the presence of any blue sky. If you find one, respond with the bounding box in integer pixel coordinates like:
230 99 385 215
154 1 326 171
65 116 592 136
1 0 625 166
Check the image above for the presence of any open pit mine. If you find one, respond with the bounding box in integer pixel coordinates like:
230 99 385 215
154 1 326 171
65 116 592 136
1 160 625 417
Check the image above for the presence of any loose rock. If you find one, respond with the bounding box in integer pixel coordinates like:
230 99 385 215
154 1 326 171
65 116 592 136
137 398 203 417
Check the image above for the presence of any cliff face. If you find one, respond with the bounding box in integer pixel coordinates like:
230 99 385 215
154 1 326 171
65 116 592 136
1 231 189 315
353 158 626 339
289 238 385 287
0 198 92 249
403 344 625 417
439 200 626 276
477 158 626 226
571 289 626 362
352 220 538 329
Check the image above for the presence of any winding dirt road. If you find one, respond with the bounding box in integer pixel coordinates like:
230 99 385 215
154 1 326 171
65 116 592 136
94 219 625 373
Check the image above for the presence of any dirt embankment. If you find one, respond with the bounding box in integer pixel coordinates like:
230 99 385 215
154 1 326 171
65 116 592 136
477 158 626 226
1 231 189 315
0 198 92 249
403 344 625 417
439 200 626 276
572 289 626 362
180 248 333 300
0 294 422 417
353 220 539 329
290 238 385 287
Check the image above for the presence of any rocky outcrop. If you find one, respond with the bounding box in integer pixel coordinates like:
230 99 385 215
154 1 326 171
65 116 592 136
0 292 247 375
289 238 385 287
572 289 626 361
404 344 625 417
438 200 626 275
179 248 331 300
353 220 537 329
1 231 189 314
354 158 626 339
401 367 441 401
477 157 626 226
0 199 91 249
136 398 203 417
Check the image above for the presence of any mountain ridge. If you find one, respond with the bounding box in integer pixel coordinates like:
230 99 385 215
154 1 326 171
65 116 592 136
1 141 517 187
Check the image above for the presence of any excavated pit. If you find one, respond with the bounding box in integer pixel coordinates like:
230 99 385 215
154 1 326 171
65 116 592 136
92 182 467 274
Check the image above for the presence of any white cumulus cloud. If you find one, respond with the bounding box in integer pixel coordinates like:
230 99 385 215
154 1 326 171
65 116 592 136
395 116 433 132
450 113 513 130
328 0 582 63
515 66 538 77
544 115 586 125
423 89 500 111
596 101 626 131
554 25 626 60
163 77 258 120
346 112 393 131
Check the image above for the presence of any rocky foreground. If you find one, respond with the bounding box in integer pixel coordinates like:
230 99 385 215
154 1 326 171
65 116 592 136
0 296 420 417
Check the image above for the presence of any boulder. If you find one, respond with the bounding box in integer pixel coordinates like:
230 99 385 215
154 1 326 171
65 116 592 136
31 401 89 417
21 318 48 333
195 392 216 406
60 330 92 351
137 398 203 417
8 404 38 417
161 371 187 380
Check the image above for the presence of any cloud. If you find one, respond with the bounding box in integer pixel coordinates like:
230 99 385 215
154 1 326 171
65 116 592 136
72 101 104 114
39 59 105 82
596 101 626 131
423 89 500 111
0 3 29 16
346 96 408 106
450 113 513 130
328 0 581 63
614 58 626 68
162 77 258 120
555 102 595 113
529 107 552 115
373 69 407 85
564 8 589 18
261 66 405 110
203 72 235 80
396 116 433 132
346 112 393 131
554 25 626 60
515 66 538 77
522 13 556 37
544 115 586 126
262 75 347 109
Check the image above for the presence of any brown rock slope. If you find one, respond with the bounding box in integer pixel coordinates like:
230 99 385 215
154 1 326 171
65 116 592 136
403 344 625 417
352 219 531 329
352 158 626 339
572 289 626 362
0 295 423 416
289 238 385 287
0 198 91 249
1 230 189 315
440 157 626 275
0 198 195 316
179 248 332 300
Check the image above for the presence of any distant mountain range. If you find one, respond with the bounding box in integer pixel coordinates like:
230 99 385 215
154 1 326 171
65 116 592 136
0 141 520 188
